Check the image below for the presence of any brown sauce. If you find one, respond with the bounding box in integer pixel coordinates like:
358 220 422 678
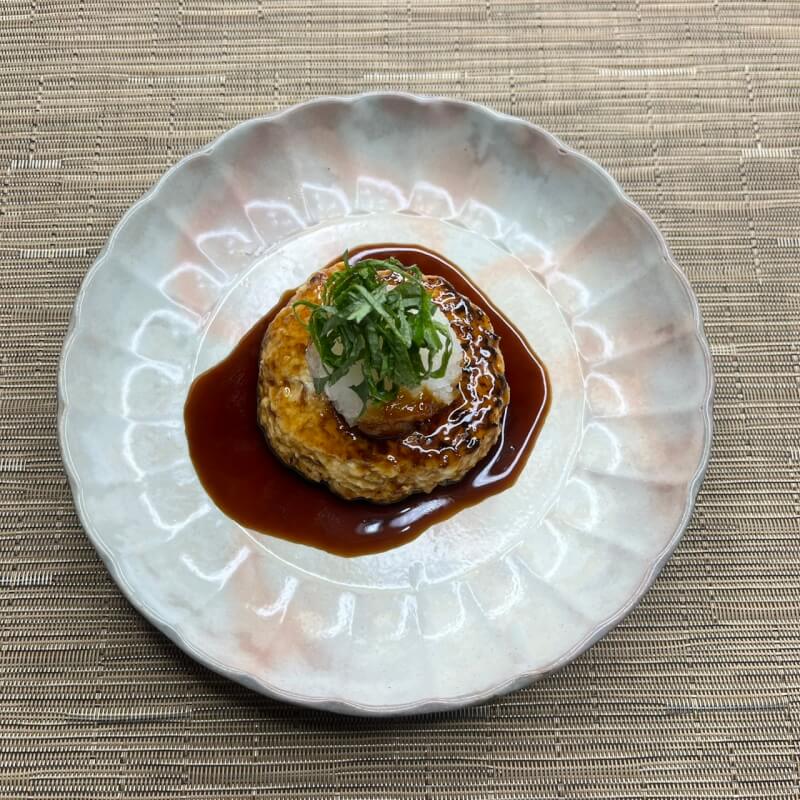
184 245 550 557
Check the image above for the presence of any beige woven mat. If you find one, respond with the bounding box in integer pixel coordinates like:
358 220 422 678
2 1 799 797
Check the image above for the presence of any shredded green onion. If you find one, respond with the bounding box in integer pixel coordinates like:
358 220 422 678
294 252 453 413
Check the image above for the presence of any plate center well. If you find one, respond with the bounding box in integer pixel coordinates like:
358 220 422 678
192 213 585 590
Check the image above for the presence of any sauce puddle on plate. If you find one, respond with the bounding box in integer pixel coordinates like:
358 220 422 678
184 244 550 556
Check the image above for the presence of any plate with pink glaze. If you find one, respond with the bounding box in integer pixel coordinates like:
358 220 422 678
58 93 713 715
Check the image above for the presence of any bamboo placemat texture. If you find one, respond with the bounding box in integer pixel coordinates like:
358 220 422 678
2 1 799 798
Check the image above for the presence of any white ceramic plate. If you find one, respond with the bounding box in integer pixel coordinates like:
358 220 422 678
59 93 713 716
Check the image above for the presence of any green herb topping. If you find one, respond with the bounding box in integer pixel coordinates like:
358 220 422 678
294 252 453 411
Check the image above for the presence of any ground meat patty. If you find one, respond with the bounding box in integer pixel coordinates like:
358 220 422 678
257 264 509 504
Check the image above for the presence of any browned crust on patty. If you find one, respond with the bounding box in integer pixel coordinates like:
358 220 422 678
257 263 509 503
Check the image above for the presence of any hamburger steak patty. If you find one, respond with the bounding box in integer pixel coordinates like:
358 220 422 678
257 263 510 504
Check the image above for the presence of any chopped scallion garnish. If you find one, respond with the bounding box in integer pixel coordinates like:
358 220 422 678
294 252 453 412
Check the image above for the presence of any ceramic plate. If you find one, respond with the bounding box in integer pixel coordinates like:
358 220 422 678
59 93 713 715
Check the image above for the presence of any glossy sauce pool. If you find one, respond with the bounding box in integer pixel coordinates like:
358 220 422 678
184 245 550 557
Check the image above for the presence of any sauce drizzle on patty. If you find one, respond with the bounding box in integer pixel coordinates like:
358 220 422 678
184 244 550 557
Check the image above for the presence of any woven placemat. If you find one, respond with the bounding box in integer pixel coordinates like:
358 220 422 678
2 1 799 798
